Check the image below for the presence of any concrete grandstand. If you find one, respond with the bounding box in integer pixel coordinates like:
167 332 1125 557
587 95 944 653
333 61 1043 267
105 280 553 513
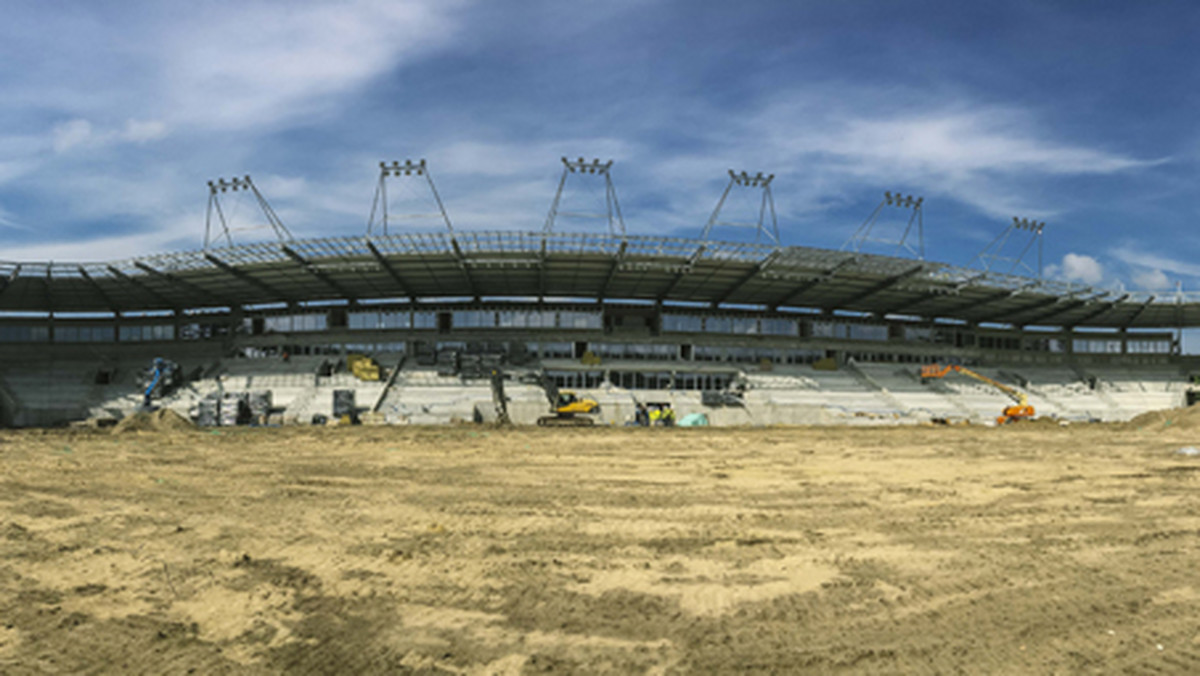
2 159 1199 428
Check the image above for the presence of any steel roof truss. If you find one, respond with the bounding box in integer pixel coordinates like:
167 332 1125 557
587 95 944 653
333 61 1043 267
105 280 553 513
281 245 357 303
448 237 479 299
0 264 20 298
538 237 548 298
203 253 288 304
77 267 121 314
826 264 924 312
43 268 53 314
989 286 1097 325
713 250 780 306
364 240 413 297
1066 293 1130 328
770 254 859 309
933 280 1041 319
106 265 177 310
133 262 234 309
657 244 707 301
881 272 988 316
1123 296 1156 328
1012 292 1110 327
599 240 628 300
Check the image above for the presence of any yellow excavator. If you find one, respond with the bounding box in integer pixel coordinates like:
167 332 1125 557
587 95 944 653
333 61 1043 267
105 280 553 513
920 364 1035 425
536 373 601 427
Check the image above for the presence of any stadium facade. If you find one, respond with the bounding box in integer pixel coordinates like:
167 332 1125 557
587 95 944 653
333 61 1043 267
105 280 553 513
1 159 1198 427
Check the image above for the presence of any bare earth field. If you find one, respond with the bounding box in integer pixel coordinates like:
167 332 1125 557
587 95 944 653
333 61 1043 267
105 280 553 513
2 421 1200 674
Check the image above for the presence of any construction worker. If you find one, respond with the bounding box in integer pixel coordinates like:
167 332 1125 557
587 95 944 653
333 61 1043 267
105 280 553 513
635 403 649 426
649 406 662 426
662 405 676 427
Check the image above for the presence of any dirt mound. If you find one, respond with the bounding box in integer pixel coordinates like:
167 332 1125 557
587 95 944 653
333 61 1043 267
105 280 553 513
1125 404 1200 431
1016 416 1066 427
112 408 195 434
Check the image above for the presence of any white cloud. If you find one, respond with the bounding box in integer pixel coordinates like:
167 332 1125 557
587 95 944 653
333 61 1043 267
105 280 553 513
52 119 93 153
744 99 1163 220
159 0 468 130
1110 247 1200 279
121 119 168 143
1132 267 1171 290
0 204 28 230
1046 252 1104 284
812 110 1158 176
635 95 1163 241
48 117 169 155
0 232 177 263
0 3 1171 267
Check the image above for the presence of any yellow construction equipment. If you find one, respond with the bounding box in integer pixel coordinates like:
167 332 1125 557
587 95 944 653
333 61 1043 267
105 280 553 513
536 374 601 427
921 364 1035 425
346 354 381 381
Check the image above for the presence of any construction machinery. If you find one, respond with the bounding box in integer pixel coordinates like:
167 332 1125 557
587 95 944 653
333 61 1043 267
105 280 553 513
921 364 1035 425
346 353 382 381
138 358 181 410
489 369 511 426
536 373 601 427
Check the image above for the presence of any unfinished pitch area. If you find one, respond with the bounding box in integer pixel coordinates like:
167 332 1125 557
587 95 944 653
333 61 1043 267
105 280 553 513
2 421 1200 673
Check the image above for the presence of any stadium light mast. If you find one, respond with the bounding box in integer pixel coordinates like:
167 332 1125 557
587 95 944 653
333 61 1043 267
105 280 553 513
544 157 626 237
701 170 780 247
970 217 1046 278
842 191 924 259
204 175 292 250
367 159 455 236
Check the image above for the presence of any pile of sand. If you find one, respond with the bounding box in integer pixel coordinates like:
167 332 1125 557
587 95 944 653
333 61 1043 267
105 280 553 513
1125 404 1200 431
112 408 195 434
1017 416 1066 427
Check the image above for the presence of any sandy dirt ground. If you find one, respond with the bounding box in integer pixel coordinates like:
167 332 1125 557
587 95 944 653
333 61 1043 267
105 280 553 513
2 419 1200 674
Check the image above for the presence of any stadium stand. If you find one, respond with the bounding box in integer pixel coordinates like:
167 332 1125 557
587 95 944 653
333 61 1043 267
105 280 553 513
2 159 1199 427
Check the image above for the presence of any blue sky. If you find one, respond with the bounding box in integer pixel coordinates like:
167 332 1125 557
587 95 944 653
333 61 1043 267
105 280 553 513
1 0 1198 296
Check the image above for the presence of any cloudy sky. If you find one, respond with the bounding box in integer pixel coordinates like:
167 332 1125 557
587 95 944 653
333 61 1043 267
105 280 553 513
1 0 1197 295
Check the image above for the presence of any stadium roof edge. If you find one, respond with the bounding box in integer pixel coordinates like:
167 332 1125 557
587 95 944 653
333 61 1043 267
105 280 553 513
0 231 1195 329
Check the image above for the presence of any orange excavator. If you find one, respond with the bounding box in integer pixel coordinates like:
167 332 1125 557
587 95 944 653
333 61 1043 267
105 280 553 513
920 364 1035 425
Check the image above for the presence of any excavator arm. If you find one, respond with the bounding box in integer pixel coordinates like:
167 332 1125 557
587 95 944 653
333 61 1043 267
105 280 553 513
921 364 1034 423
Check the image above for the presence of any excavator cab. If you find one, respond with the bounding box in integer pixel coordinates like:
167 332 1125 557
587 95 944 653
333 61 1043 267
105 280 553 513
998 404 1035 425
537 375 601 426
555 391 599 414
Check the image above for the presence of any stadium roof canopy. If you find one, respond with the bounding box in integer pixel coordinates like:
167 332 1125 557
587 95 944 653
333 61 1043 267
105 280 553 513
0 231 1195 329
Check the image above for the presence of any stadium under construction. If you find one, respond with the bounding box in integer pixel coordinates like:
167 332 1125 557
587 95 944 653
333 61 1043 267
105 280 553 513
2 157 1199 428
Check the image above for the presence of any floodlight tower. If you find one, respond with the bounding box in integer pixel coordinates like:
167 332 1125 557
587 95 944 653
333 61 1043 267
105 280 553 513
544 157 626 237
842 191 925 259
700 170 780 246
204 175 292 250
367 159 455 236
970 217 1046 278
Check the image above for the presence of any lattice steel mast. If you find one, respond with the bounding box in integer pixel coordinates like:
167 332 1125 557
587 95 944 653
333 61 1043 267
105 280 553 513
970 217 1046 278
367 159 455 236
701 170 779 246
544 157 626 237
842 191 924 259
204 176 292 250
